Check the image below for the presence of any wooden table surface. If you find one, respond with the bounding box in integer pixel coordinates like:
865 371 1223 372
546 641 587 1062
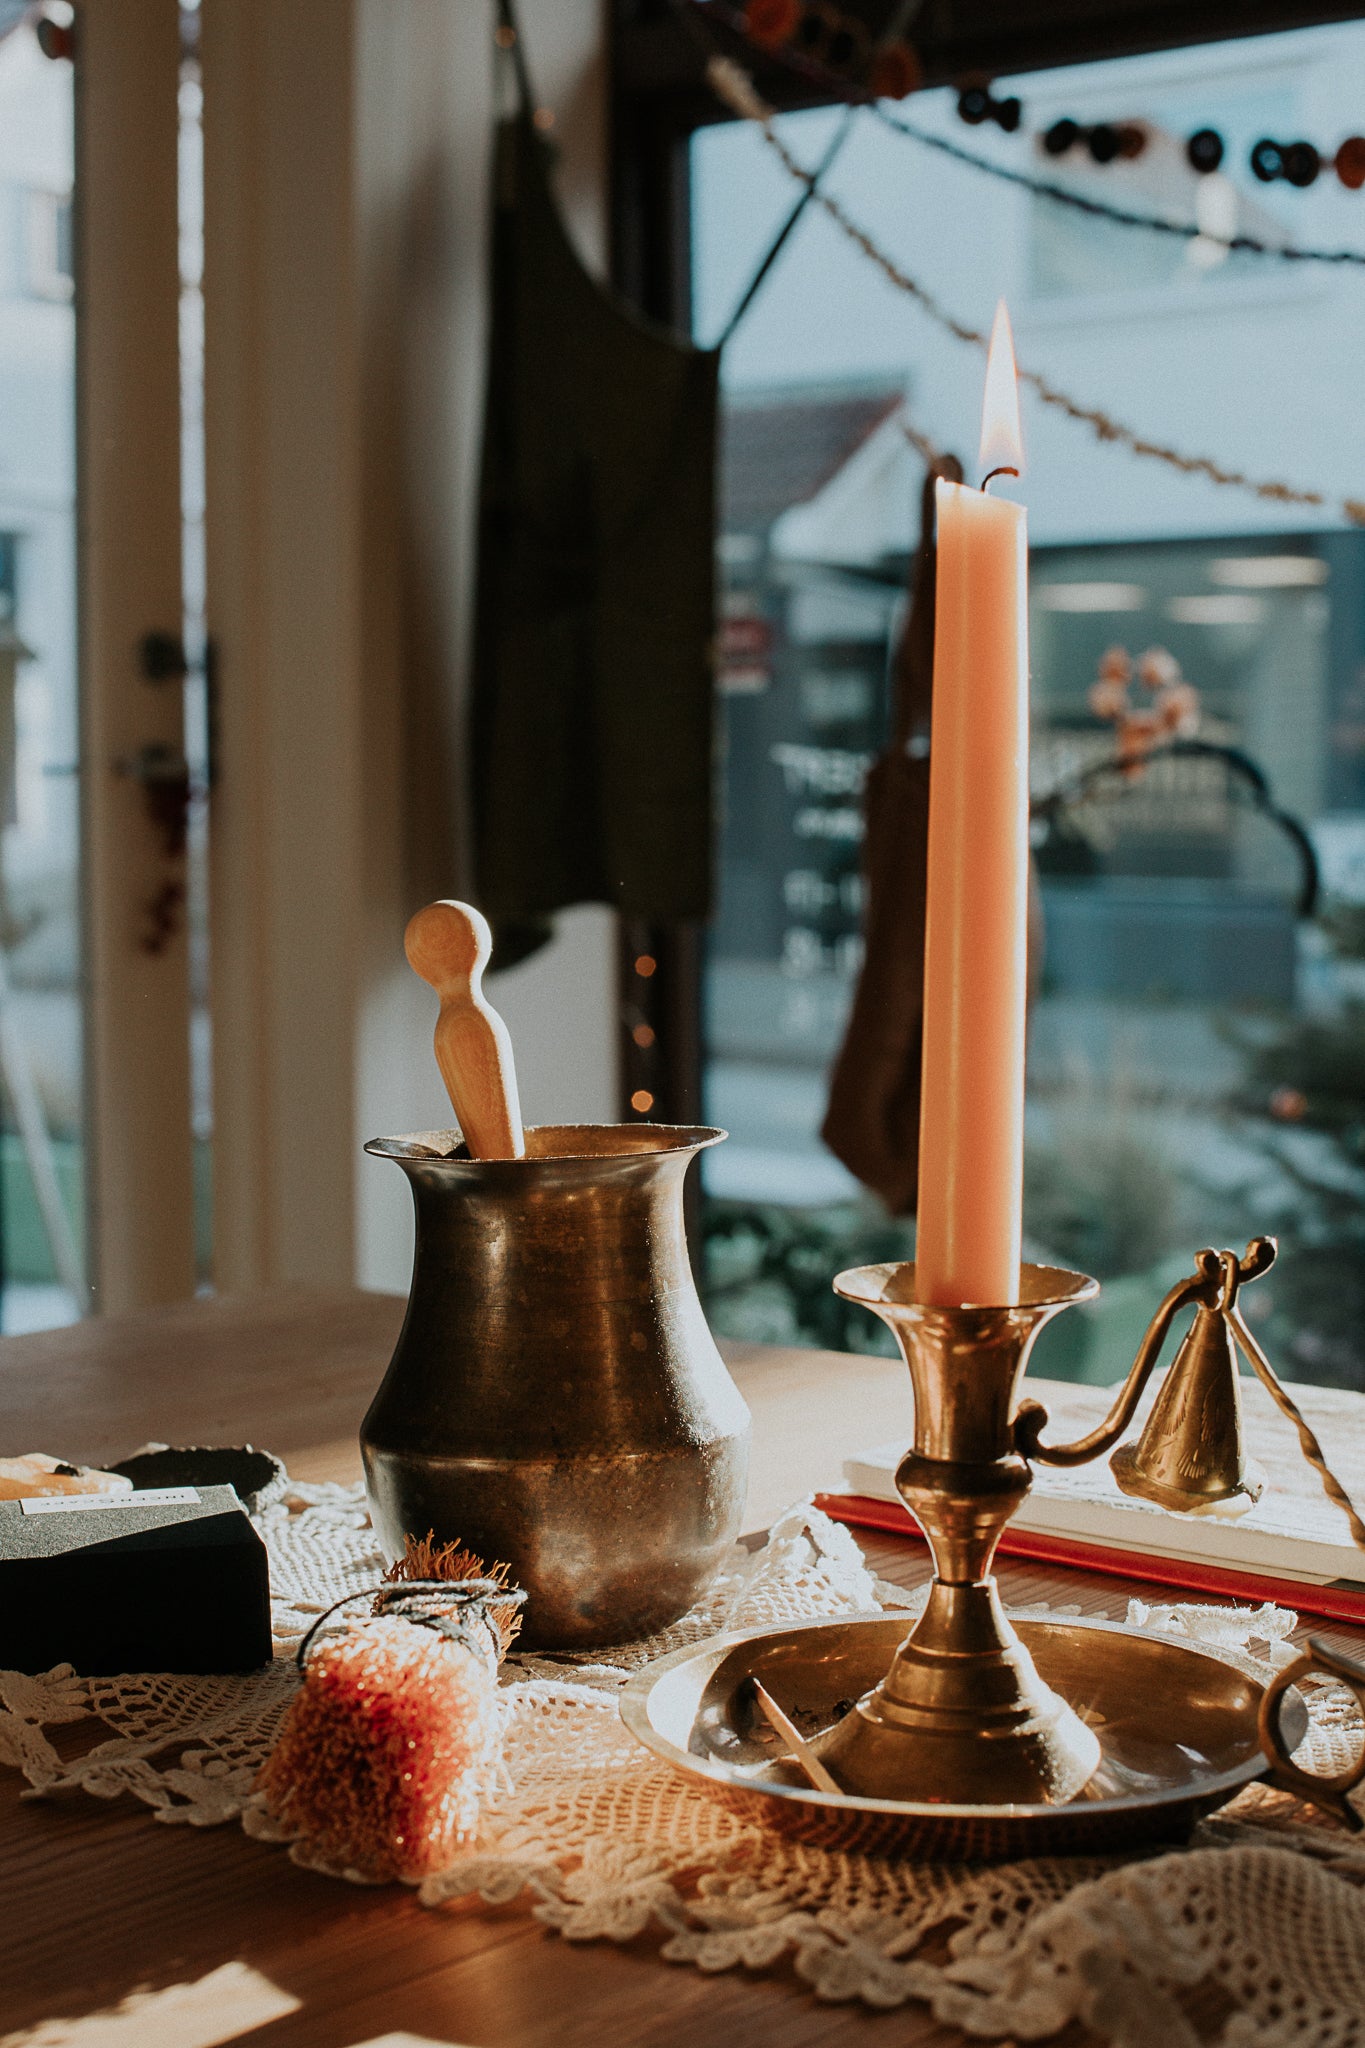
0 1286 1358 2047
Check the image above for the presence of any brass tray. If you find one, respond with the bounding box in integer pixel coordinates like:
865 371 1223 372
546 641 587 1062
621 1612 1304 1859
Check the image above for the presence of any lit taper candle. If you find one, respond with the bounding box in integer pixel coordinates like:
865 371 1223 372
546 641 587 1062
915 301 1028 1308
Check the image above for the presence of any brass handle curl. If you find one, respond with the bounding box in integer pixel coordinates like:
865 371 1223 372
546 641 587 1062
1259 1636 1365 1831
1015 1256 1220 1467
1014 1239 1277 1469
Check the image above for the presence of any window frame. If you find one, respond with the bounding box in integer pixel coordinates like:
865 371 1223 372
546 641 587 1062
76 0 197 1309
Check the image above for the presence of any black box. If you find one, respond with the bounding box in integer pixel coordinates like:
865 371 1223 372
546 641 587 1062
0 1484 272 1675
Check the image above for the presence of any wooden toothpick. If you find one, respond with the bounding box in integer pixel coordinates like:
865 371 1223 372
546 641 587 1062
404 901 525 1160
752 1680 842 1796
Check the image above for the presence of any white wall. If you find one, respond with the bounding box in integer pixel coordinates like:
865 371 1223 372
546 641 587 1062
351 0 618 1295
204 0 618 1301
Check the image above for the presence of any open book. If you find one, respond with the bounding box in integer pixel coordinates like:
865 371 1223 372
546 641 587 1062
818 1373 1365 1622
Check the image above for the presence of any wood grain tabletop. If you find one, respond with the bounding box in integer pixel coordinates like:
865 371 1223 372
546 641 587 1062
0 1288 1356 2046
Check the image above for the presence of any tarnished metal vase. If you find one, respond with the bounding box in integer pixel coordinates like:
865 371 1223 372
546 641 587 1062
361 1123 750 1650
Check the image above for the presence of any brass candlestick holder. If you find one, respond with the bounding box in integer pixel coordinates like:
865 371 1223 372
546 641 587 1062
811 1240 1365 1807
814 1263 1100 1804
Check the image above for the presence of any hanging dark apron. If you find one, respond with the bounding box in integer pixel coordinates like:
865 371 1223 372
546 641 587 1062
471 12 720 964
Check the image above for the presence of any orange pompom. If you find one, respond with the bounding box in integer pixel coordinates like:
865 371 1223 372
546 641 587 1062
1116 707 1162 774
1336 137 1365 191
1157 679 1200 736
744 0 801 50
868 41 922 101
1136 645 1180 693
1088 677 1128 721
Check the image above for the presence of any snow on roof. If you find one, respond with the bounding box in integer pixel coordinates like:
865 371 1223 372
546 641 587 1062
770 399 935 570
720 384 905 539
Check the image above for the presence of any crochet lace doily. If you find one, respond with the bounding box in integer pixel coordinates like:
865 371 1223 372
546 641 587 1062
3 1483 1364 2046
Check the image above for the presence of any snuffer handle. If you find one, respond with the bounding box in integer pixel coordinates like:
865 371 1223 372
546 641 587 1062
404 901 525 1160
1259 1636 1365 1832
1014 1239 1276 1469
1015 1256 1214 1468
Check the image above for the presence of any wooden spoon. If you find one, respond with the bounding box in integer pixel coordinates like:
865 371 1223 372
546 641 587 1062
404 901 525 1159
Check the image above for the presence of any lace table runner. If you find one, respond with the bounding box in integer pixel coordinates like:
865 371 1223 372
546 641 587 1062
2 1483 1364 2046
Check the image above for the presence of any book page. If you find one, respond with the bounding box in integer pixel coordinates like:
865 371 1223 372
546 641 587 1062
843 1373 1365 1571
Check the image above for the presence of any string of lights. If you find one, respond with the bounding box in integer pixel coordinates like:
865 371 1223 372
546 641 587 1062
689 1 1365 269
949 82 1365 197
725 0 1365 194
873 107 1365 271
706 56 1365 527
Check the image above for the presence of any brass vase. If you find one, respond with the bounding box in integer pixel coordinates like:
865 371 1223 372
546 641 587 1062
361 1123 750 1650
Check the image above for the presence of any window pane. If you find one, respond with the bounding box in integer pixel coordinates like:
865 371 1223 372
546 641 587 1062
692 22 1365 1385
0 15 83 1329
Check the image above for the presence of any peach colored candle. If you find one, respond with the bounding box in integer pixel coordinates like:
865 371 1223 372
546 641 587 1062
915 302 1028 1308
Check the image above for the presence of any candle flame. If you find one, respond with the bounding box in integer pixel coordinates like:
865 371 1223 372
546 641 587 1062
979 299 1023 480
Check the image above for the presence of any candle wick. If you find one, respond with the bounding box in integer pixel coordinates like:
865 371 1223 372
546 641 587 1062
981 466 1020 493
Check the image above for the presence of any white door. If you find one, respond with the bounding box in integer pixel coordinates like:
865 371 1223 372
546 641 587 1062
0 0 195 1322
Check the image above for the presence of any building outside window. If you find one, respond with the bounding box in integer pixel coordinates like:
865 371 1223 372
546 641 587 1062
692 21 1365 1389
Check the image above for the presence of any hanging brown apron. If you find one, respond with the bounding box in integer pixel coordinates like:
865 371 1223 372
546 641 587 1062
823 457 1045 1213
821 459 959 1213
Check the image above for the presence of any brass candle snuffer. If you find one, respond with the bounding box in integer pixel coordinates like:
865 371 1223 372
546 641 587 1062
360 902 751 1652
624 1239 1365 1855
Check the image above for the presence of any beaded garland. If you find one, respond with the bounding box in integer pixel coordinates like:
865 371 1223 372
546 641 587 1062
740 0 921 98
708 51 1365 527
733 0 1365 193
